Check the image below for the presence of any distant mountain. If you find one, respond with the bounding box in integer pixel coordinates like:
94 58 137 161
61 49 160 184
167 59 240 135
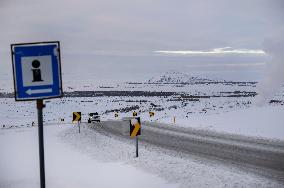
148 71 220 84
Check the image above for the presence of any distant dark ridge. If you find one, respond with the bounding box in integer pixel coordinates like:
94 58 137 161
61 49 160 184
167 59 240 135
104 105 140 114
218 91 257 97
0 91 178 98
0 90 257 98
0 92 14 98
65 91 178 97
145 81 257 86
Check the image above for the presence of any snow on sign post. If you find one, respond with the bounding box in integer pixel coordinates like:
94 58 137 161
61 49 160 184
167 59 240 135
11 41 63 188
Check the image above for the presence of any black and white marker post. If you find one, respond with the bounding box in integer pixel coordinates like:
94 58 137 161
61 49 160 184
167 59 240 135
136 136 139 157
78 121 80 133
37 99 46 188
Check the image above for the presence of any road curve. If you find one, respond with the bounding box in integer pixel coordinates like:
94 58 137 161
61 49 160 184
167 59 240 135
87 120 284 180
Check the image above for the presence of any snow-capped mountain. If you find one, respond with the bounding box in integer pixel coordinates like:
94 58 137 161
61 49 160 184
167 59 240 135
148 71 219 84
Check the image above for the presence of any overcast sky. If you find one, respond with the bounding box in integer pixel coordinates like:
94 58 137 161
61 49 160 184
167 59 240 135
0 0 284 84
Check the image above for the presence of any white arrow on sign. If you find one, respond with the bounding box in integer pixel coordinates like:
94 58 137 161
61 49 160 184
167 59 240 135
26 88 52 95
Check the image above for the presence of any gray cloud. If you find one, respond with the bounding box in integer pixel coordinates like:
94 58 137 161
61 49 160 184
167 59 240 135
0 0 283 83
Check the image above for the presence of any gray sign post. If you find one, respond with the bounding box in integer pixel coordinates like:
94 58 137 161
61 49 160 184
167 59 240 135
37 99 46 188
11 41 63 188
130 117 141 158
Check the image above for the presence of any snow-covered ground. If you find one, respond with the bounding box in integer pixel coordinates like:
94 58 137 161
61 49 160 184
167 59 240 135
1 124 283 188
1 92 283 140
0 125 177 188
160 105 284 140
1 70 284 187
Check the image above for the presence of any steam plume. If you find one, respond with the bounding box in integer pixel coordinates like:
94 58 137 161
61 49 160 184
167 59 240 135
255 36 284 106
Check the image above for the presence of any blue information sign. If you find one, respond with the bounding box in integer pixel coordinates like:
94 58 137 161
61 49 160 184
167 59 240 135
11 41 63 101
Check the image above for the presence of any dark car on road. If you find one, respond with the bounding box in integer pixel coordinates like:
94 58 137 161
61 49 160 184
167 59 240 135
88 112 100 123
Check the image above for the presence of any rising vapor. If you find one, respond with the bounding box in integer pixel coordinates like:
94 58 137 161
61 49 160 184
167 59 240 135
255 36 284 106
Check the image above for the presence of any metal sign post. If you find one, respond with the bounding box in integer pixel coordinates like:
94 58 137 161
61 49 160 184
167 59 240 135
72 112 81 133
37 99 46 188
130 117 141 158
11 41 63 188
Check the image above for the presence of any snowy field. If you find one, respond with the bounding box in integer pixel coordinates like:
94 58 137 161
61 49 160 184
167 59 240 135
1 124 283 188
0 125 177 188
0 71 284 187
1 0 284 187
163 105 284 140
0 86 283 140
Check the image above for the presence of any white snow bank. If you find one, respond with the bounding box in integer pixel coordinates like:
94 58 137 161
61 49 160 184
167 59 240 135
169 105 284 140
60 125 283 188
0 126 176 188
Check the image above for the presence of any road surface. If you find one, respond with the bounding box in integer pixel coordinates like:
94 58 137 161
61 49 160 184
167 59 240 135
88 120 284 182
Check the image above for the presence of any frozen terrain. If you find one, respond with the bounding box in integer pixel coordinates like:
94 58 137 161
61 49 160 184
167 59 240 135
0 125 177 188
0 71 284 188
1 124 283 188
1 71 283 140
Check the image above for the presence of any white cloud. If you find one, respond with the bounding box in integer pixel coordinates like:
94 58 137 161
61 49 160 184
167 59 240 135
154 47 266 56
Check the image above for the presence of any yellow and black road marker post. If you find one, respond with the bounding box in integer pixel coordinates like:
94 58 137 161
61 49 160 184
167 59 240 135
133 111 137 117
130 117 141 157
149 111 155 117
115 112 119 118
73 112 81 133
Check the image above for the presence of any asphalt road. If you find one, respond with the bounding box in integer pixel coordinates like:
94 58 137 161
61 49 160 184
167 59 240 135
88 120 284 182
